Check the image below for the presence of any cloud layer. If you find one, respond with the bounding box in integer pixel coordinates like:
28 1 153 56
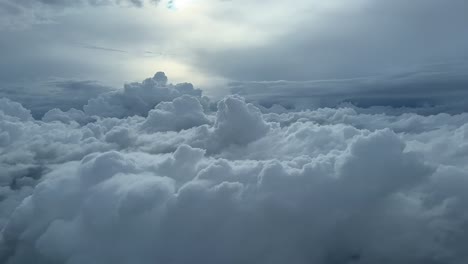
1 72 468 263
230 62 468 115
0 0 161 29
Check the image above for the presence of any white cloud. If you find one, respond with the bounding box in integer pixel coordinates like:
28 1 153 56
213 95 270 146
141 95 210 132
0 98 33 122
1 72 468 263
42 108 93 125
84 72 203 118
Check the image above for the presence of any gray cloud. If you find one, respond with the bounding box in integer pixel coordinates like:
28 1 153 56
193 0 468 82
80 44 129 54
0 0 161 29
1 0 160 8
0 80 112 118
83 72 204 118
231 62 468 115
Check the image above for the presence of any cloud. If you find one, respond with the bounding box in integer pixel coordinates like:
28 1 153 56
213 95 270 146
0 80 112 119
141 95 211 132
0 98 33 121
1 4 467 264
191 0 468 82
80 44 129 54
84 72 204 118
0 0 161 29
1 0 160 9
231 62 468 115
42 108 94 125
1 72 468 263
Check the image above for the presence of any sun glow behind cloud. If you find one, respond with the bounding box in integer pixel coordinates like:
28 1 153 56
167 0 195 10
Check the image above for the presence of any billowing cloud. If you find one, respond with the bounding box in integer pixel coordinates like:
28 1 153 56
1 72 468 263
84 72 204 118
141 94 211 132
0 98 33 121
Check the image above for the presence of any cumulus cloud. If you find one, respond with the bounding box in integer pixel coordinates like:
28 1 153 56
1 72 468 263
84 72 204 118
42 108 94 125
0 98 33 121
141 95 211 132
213 95 270 146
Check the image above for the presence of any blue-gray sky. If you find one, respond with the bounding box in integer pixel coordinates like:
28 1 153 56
1 0 468 112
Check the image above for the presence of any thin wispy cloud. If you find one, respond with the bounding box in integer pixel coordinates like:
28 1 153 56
81 44 129 53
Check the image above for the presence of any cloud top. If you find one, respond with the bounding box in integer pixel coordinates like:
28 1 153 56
1 72 468 263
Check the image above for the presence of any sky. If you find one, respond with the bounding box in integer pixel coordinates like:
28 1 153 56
1 0 468 113
1 1 468 264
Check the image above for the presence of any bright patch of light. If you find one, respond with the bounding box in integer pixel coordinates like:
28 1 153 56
168 0 194 10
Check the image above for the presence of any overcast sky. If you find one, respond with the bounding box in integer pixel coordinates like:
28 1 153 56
1 0 467 88
0 0 468 116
